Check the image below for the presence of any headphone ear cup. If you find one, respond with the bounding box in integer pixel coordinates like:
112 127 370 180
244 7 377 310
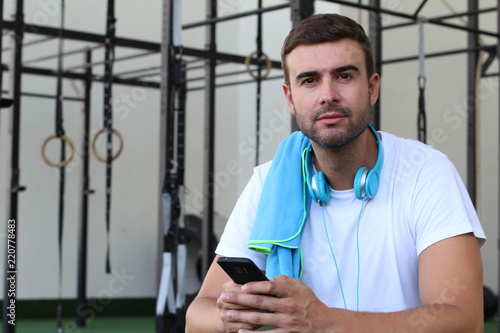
305 148 320 203
307 175 320 203
354 166 367 200
364 169 380 199
304 145 331 204
314 171 331 204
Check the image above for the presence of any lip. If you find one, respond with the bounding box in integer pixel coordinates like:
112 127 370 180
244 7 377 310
316 113 346 125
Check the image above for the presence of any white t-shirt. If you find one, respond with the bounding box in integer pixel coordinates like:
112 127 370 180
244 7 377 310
216 132 485 312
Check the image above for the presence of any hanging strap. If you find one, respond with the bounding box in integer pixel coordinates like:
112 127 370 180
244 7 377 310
40 0 74 169
156 1 188 330
173 59 187 329
156 53 187 333
103 0 116 274
38 3 73 329
158 58 187 332
254 0 263 166
417 18 427 143
243 0 273 165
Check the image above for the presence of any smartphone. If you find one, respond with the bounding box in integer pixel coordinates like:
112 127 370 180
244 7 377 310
217 257 268 284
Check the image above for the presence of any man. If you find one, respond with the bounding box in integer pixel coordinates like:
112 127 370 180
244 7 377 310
186 13 485 332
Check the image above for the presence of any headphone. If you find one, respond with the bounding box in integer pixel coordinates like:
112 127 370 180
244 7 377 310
304 125 384 204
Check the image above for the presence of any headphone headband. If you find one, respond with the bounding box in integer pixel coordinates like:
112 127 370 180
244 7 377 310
360 125 384 199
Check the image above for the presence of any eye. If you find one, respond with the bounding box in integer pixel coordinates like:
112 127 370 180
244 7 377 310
301 78 317 85
338 73 352 80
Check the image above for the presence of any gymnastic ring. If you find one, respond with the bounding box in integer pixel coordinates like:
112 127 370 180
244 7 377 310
245 50 272 80
40 134 75 168
91 128 124 163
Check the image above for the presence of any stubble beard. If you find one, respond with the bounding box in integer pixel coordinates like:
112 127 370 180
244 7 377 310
293 103 371 151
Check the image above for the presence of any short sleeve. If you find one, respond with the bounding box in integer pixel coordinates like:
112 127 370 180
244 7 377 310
407 152 485 255
215 162 272 270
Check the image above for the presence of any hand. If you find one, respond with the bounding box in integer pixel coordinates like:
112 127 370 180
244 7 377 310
220 275 329 332
217 280 271 332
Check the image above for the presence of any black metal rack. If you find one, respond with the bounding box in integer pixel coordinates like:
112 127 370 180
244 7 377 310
0 1 498 332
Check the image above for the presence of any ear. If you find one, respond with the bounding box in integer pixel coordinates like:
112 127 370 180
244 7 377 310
282 83 295 115
368 73 380 107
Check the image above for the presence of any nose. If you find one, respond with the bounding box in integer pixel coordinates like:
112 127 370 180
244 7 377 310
319 81 339 106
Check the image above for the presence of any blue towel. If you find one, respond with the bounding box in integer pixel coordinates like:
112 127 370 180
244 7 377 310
247 131 312 280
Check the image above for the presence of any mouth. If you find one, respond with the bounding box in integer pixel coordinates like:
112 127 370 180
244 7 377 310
316 112 347 125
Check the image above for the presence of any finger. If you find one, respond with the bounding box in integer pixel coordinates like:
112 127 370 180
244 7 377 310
222 280 245 293
241 280 276 296
220 309 265 332
231 292 279 313
217 292 257 311
222 281 289 314
226 308 275 329
242 275 296 298
221 318 261 332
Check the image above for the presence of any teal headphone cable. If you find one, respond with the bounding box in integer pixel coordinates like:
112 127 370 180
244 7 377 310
321 198 366 311
356 199 366 312
321 205 348 310
303 145 367 311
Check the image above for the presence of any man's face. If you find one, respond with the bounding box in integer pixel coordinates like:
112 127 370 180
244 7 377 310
282 39 380 149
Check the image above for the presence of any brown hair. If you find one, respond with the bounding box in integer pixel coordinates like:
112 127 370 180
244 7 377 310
281 14 374 85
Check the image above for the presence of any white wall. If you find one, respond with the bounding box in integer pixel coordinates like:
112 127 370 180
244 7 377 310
0 0 497 303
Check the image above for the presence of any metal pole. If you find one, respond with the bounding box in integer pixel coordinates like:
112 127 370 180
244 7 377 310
187 74 284 92
4 0 24 332
369 0 382 129
290 0 314 26
382 45 494 65
21 66 160 88
62 50 157 72
182 3 289 30
0 0 3 147
412 0 429 17
289 0 314 132
2 35 55 51
1 20 163 50
201 0 217 277
22 44 102 65
158 0 173 290
0 0 4 102
383 7 498 31
76 50 93 328
467 0 478 206
323 0 498 38
155 2 176 331
497 2 500 331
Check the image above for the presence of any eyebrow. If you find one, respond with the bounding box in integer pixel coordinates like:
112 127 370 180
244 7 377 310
294 65 360 83
333 65 360 74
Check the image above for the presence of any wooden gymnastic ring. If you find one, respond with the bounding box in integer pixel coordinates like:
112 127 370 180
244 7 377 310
40 134 75 168
245 50 272 80
91 128 124 163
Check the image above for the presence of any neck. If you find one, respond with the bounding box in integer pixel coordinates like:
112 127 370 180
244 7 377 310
312 128 378 191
